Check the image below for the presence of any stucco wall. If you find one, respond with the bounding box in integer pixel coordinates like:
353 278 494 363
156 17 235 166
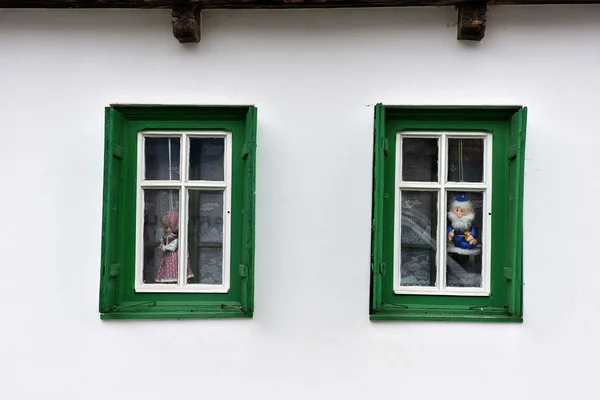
1 5 599 399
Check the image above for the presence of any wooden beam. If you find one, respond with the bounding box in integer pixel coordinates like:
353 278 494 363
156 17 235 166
457 2 487 41
172 5 201 43
1 0 600 8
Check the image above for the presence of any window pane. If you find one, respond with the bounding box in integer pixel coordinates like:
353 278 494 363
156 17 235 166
187 190 224 285
400 191 438 287
446 191 484 288
197 247 223 285
447 139 484 182
401 138 438 182
145 137 181 180
142 189 181 284
189 138 225 181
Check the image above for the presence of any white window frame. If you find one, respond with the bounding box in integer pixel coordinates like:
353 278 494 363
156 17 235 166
135 130 232 294
393 131 493 296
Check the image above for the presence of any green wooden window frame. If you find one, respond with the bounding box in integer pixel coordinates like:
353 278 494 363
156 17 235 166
370 104 526 322
99 105 257 320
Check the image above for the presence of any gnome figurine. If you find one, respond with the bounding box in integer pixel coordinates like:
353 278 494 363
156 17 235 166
447 192 481 255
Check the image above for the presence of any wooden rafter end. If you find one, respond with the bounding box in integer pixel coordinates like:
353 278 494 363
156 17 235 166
457 2 487 41
172 5 201 43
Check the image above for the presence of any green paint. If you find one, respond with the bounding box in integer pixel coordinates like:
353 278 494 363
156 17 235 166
241 107 257 312
99 105 257 320
507 107 527 316
99 107 126 313
370 105 526 322
371 103 386 312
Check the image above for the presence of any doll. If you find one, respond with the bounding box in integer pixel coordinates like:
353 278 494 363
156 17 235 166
447 193 480 255
155 211 194 283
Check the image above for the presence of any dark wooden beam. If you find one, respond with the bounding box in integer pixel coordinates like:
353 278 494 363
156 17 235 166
457 2 487 41
3 0 597 44
2 0 600 8
172 5 201 43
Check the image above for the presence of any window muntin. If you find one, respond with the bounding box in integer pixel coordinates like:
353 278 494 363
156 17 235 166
135 130 232 294
394 131 492 296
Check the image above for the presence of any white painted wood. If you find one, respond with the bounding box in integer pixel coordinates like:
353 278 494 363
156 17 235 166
438 133 446 290
134 130 232 293
391 287 491 296
394 136 411 290
139 131 187 137
141 181 228 189
135 284 229 293
139 181 185 188
483 133 493 294
134 134 145 290
223 132 232 293
393 136 402 290
440 182 488 190
398 182 442 189
394 131 492 296
178 134 188 288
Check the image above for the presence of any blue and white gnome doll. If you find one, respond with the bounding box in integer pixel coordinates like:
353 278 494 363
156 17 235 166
447 192 481 255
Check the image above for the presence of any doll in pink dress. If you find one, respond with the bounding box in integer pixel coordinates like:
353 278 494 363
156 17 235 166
155 211 194 283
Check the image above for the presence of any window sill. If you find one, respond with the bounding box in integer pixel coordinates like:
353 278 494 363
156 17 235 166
100 301 252 320
101 310 252 320
370 311 522 323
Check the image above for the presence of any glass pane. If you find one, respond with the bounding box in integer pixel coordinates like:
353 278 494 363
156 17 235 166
197 247 223 284
145 137 181 180
189 138 225 181
446 191 484 288
447 138 484 182
400 191 438 287
401 138 438 182
142 189 180 284
187 190 224 285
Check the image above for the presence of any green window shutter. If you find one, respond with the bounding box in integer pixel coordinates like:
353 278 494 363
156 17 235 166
99 107 125 313
371 103 386 312
240 106 257 313
505 107 527 316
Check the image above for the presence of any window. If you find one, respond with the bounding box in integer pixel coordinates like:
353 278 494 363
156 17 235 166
371 105 526 322
100 106 257 319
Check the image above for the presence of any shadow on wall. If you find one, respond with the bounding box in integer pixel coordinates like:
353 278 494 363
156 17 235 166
1 5 600 40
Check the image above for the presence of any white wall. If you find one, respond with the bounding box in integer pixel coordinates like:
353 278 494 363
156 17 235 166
1 5 599 399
